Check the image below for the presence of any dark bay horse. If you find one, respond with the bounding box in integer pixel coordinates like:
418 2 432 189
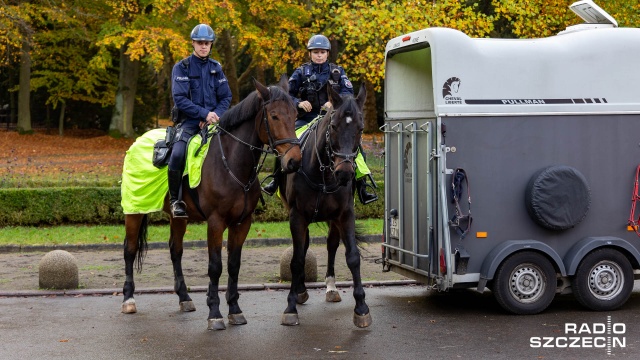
121 75 301 330
278 83 372 328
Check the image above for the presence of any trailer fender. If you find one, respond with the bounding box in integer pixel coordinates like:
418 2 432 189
563 236 640 276
477 240 566 292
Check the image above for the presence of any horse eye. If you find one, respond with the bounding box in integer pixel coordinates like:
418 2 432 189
270 113 280 121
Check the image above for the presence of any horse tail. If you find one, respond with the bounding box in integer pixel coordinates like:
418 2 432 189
135 214 149 272
355 223 367 253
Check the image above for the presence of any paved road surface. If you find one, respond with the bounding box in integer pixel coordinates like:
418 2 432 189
2 285 640 359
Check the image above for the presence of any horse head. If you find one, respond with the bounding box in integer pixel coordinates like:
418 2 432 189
325 82 366 186
254 75 302 174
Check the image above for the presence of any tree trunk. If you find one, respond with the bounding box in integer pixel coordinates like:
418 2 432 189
218 29 239 105
363 81 378 133
58 101 66 136
17 39 32 134
109 43 140 138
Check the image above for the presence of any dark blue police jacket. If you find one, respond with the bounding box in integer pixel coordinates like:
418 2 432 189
171 54 232 126
288 61 354 124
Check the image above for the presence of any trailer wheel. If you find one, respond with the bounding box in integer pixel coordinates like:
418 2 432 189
493 252 556 315
573 248 633 311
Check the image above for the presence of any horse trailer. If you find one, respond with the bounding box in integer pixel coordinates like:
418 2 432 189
381 0 640 314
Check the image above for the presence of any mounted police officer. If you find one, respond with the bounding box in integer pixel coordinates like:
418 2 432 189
168 24 232 218
262 34 378 204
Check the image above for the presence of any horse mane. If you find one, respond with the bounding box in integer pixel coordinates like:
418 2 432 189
218 84 294 131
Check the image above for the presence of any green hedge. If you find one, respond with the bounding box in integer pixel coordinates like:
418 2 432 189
0 184 384 227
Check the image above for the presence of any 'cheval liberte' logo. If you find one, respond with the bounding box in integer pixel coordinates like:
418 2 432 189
442 77 462 104
530 316 626 355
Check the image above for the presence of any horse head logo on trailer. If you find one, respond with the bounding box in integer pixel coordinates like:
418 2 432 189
443 77 462 104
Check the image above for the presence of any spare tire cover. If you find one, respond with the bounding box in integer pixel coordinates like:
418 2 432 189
525 165 591 231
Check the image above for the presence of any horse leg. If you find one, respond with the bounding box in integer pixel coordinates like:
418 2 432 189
224 219 252 326
205 218 226 330
340 218 372 328
325 222 342 303
294 228 311 305
169 217 195 312
122 214 147 314
282 212 309 326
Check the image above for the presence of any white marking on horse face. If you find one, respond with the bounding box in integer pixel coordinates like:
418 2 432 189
345 116 352 124
325 276 337 292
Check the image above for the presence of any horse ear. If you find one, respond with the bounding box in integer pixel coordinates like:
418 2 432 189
254 78 270 101
328 84 343 108
356 82 367 109
278 74 289 92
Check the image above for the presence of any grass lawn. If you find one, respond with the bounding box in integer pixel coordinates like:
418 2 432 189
0 219 383 247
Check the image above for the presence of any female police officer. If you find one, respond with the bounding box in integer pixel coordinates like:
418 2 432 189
262 34 377 204
168 24 233 218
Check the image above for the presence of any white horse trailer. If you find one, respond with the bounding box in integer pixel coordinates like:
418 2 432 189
381 0 640 314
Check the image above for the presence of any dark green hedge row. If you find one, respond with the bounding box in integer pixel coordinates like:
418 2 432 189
0 184 384 227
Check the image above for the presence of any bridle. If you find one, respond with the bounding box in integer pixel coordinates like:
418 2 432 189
197 89 300 224
259 96 300 159
296 107 362 223
298 109 361 194
323 111 359 170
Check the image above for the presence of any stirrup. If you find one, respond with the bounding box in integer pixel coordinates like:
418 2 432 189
358 190 378 205
261 180 278 196
357 180 378 205
170 201 188 218
366 173 378 189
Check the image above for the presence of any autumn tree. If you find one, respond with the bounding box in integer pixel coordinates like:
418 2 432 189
311 0 495 132
0 1 37 134
29 1 115 136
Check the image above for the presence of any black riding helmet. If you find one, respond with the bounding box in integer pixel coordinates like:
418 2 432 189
191 24 215 42
307 34 331 51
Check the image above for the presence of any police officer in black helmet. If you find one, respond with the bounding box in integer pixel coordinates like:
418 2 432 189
168 24 232 218
289 34 352 127
262 34 378 204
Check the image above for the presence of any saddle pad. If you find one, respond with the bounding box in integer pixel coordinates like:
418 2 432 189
121 128 210 214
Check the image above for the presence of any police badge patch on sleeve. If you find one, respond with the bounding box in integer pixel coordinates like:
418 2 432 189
344 79 353 88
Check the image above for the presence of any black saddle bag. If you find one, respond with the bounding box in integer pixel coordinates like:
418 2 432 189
152 126 177 168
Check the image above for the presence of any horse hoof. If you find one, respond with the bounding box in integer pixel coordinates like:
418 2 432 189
179 301 196 312
296 291 309 304
228 313 247 325
207 318 226 331
281 313 300 326
353 312 372 328
121 299 137 314
325 290 342 302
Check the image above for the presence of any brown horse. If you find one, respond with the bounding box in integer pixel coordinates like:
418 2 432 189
121 75 301 330
278 83 372 328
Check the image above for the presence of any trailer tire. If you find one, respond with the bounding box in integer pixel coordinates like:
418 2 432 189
525 165 591 231
573 248 633 311
493 251 557 315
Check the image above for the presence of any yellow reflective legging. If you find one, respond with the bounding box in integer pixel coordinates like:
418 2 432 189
296 116 370 180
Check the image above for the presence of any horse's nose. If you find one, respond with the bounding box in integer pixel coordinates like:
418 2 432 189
284 157 300 173
335 168 353 186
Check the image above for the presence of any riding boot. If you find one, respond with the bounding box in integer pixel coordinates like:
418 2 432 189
356 178 378 205
262 168 281 196
168 169 188 218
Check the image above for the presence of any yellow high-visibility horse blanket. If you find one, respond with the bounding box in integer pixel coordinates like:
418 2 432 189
121 128 211 214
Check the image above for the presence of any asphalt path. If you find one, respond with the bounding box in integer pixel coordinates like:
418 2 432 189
2 284 640 359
